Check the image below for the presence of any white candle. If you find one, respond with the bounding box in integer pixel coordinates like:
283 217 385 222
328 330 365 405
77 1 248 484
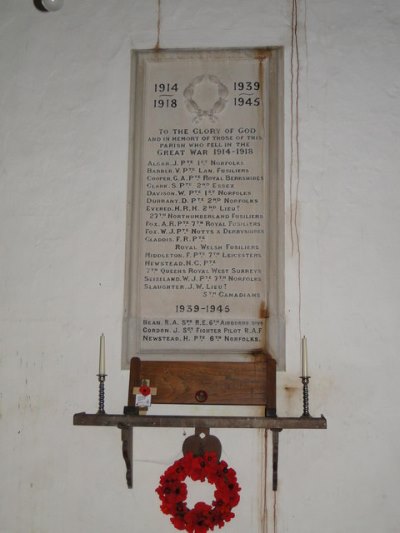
301 336 308 377
99 333 106 375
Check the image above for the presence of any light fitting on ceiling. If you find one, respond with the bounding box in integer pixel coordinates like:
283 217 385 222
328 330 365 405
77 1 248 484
34 0 64 12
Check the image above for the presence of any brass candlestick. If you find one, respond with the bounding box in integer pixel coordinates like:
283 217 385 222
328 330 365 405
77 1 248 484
97 374 107 414
300 376 310 417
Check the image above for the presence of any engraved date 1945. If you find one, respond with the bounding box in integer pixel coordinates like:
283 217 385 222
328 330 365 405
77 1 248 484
175 304 230 313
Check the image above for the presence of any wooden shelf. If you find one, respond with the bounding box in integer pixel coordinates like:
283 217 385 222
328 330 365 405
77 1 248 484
73 412 327 430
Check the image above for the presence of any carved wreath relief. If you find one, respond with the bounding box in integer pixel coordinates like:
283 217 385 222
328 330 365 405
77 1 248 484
183 75 229 123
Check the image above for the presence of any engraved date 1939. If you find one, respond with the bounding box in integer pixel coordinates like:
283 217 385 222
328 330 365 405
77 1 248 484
175 304 230 313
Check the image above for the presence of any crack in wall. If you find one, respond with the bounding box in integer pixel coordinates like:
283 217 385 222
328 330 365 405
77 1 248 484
290 0 303 343
155 0 161 50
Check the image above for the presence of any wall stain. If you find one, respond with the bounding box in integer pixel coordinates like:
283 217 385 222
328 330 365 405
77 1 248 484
155 0 161 50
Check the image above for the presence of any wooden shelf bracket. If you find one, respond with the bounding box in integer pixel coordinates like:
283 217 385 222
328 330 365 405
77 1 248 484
73 412 327 489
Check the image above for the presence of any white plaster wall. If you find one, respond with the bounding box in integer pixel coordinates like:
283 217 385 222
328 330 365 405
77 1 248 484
1 1 399 532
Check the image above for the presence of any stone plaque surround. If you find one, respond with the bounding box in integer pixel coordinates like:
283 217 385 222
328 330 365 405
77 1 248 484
123 48 284 367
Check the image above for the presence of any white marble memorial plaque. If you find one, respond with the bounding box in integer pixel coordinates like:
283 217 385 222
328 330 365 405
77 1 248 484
123 49 283 364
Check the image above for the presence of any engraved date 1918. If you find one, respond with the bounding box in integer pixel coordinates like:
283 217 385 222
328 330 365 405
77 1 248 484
153 82 178 108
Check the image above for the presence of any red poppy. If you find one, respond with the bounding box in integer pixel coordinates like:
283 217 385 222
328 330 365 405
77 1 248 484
156 452 241 532
139 384 151 396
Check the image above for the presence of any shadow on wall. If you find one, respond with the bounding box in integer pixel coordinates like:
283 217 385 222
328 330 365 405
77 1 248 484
33 0 47 11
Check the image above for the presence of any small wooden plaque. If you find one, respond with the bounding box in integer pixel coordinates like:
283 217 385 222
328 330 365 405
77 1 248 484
127 356 276 410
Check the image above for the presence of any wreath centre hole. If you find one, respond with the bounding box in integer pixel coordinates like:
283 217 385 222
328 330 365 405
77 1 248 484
192 78 218 109
185 478 215 508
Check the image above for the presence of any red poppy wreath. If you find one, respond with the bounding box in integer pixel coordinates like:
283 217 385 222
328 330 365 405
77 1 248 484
156 451 241 532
